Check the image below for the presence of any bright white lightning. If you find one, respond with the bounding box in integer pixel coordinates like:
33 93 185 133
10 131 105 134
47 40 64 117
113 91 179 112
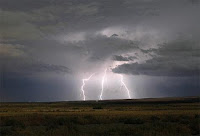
99 69 107 100
120 75 131 99
81 74 94 101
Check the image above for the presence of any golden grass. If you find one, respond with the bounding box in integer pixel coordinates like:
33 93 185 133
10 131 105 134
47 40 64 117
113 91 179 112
0 97 199 136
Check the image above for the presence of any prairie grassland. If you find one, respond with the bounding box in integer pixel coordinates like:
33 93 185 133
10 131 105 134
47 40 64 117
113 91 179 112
0 97 199 136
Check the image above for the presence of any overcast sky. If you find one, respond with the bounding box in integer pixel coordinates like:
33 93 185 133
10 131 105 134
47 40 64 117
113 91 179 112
0 0 199 102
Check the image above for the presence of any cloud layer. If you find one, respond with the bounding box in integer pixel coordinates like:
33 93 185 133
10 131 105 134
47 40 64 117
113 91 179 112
0 0 199 101
113 39 200 76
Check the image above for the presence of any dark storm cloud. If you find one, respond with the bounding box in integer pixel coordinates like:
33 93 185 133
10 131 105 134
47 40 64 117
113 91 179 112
16 63 70 74
113 61 199 77
82 35 140 61
113 39 200 77
0 58 70 75
112 55 137 61
1 0 199 43
189 0 199 4
0 0 199 101
0 0 163 41
0 43 70 75
0 0 52 11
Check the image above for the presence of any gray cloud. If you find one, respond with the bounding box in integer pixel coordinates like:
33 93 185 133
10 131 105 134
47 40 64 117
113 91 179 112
1 58 70 75
0 42 70 75
113 39 200 76
0 43 25 57
84 35 140 61
112 55 137 61
0 0 199 101
18 63 70 74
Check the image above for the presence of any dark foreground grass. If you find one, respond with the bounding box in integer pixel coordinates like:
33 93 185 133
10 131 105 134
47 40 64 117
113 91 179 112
0 97 199 136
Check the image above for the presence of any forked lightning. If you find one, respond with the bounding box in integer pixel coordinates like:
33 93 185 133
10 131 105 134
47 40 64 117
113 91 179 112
81 74 94 101
99 69 107 100
81 70 131 101
120 74 131 99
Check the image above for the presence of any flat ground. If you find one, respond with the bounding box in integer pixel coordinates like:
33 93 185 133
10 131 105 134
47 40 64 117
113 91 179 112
0 97 199 136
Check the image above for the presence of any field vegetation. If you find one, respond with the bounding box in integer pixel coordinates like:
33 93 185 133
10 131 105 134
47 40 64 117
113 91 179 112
0 97 199 136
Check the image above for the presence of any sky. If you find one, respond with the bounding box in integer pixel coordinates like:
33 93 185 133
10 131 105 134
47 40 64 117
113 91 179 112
0 0 199 102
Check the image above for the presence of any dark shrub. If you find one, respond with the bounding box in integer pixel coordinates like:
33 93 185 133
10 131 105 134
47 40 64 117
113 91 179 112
93 105 103 109
124 118 144 124
5 119 25 128
195 114 199 119
163 115 179 122
150 116 160 122
56 117 71 125
84 115 93 120
0 127 12 135
189 119 200 135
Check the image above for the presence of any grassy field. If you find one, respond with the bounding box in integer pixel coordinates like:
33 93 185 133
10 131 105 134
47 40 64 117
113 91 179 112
0 97 199 136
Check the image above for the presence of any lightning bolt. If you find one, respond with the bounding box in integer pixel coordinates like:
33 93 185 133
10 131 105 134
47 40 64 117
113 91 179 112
81 74 94 101
99 69 107 100
120 74 131 99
